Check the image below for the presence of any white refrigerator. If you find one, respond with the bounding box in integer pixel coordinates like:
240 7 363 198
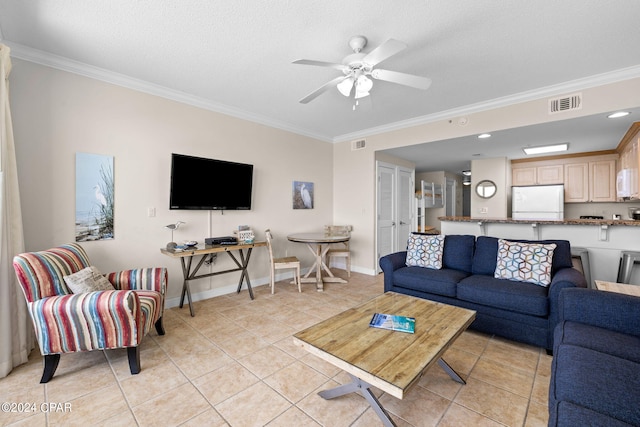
512 184 564 220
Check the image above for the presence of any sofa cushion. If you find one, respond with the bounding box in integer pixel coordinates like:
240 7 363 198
392 266 469 297
457 274 549 316
555 321 640 364
406 234 444 269
552 344 640 426
442 234 476 273
555 401 635 427
494 239 556 286
472 236 572 276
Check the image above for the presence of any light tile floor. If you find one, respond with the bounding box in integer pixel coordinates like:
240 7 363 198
1 272 551 426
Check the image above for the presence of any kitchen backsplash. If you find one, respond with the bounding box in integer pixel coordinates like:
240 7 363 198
565 201 640 220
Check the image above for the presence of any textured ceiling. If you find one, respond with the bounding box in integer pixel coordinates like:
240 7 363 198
1 1 640 162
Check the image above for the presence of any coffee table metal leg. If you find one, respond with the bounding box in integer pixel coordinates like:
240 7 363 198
318 373 396 427
438 358 466 384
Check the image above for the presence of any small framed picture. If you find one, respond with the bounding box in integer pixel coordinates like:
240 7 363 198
293 181 314 209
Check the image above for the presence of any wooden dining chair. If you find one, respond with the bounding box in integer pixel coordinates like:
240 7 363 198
265 229 301 293
324 225 352 277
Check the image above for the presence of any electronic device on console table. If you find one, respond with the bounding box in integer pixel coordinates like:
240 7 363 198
205 236 238 245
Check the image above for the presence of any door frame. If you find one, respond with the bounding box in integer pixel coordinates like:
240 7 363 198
375 161 414 273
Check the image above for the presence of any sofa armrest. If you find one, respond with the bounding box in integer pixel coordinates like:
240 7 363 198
559 287 640 337
27 290 142 354
546 267 587 349
379 252 407 292
107 267 167 294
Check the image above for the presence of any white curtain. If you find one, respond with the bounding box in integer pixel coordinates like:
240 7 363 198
0 43 32 378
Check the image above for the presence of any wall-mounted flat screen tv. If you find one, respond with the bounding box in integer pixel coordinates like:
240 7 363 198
170 153 253 210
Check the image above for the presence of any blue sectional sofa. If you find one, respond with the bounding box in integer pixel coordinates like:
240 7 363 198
549 288 640 426
379 235 587 351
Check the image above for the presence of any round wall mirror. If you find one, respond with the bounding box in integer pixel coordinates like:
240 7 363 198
476 180 497 199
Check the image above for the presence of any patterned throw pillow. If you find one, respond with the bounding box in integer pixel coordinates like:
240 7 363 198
494 239 556 286
405 234 445 269
63 266 114 293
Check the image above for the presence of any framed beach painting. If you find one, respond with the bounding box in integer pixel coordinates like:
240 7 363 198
75 152 114 241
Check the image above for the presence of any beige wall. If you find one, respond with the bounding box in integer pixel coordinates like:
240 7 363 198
333 77 640 272
10 59 333 305
10 57 640 290
470 157 511 218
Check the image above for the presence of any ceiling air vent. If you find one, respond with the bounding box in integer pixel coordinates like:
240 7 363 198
351 139 366 151
548 93 582 114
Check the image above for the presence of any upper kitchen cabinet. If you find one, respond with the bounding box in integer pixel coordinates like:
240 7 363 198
512 164 563 186
512 154 618 203
564 158 617 202
617 122 640 200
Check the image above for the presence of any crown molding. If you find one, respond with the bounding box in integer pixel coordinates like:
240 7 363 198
5 41 333 143
6 41 640 145
333 64 640 143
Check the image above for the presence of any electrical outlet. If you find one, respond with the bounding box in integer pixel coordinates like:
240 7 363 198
480 207 488 214
147 207 156 217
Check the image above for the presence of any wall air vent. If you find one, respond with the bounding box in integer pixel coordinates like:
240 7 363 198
549 93 582 114
351 139 366 151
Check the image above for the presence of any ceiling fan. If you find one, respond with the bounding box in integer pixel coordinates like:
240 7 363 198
293 35 432 104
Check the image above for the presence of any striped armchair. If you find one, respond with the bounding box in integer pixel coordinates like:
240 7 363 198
13 243 167 383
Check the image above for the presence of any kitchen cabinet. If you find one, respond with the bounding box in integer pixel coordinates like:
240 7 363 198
512 164 563 186
564 163 589 202
590 159 617 202
512 154 618 203
617 122 640 200
563 159 617 203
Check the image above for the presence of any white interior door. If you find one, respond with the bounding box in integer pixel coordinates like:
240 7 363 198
397 167 413 249
445 178 456 216
377 163 395 265
376 162 415 272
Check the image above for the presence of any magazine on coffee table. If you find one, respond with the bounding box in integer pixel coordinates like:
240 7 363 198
369 313 415 334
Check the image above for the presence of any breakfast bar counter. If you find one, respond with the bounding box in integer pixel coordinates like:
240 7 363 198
438 216 640 227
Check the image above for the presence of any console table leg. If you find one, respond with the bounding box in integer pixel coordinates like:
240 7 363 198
178 257 195 316
234 248 255 300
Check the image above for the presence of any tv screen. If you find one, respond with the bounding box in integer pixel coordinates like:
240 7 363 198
170 153 253 210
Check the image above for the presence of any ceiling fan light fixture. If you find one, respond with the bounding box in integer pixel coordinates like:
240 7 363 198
354 75 373 99
337 77 354 97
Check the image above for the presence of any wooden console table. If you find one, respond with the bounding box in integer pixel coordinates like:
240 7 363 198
161 241 266 316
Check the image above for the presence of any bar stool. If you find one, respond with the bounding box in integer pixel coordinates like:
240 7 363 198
571 247 592 289
616 251 640 284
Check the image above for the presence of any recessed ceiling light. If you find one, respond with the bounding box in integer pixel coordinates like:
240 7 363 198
523 143 568 155
607 111 630 119
478 133 491 139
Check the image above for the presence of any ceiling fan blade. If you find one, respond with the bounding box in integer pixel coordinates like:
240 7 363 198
363 39 407 67
299 75 349 104
292 59 347 72
371 68 432 90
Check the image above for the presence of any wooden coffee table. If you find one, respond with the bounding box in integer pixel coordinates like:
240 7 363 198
293 292 476 426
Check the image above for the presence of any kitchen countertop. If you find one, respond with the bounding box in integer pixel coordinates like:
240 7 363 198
439 216 640 226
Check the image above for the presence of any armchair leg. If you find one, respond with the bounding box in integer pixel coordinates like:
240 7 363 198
40 354 60 383
127 347 141 375
155 316 165 336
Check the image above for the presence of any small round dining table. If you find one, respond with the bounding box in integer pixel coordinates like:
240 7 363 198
287 232 350 291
